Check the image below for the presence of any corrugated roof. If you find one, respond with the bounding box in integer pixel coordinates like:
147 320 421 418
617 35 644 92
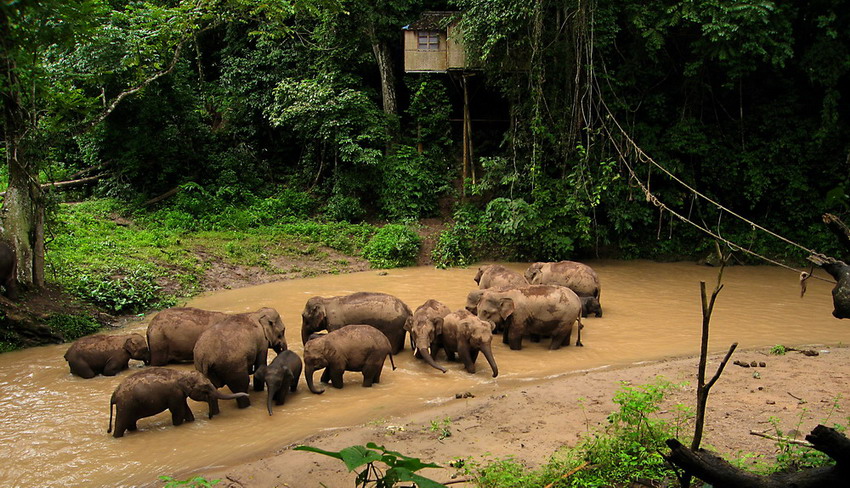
403 11 459 31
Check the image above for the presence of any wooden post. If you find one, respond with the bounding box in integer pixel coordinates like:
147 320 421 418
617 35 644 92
462 73 470 198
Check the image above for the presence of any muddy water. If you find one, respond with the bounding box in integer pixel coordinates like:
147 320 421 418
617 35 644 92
0 261 846 487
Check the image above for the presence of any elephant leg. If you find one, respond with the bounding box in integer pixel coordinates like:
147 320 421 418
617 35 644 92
148 346 169 367
329 368 345 389
391 331 405 355
373 358 387 384
68 359 96 379
102 356 130 376
226 374 251 409
362 361 383 387
529 334 542 343
253 367 266 392
169 398 193 426
508 328 524 351
444 349 456 361
320 369 331 384
112 411 131 438
460 347 476 374
549 326 571 350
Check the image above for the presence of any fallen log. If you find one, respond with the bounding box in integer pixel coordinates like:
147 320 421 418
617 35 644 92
666 425 850 488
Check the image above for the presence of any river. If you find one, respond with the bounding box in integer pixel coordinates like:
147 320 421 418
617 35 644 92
0 260 844 487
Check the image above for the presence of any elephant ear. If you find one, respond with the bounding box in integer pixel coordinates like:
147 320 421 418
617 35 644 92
473 266 485 284
176 373 196 396
403 315 413 332
432 317 444 336
498 297 515 321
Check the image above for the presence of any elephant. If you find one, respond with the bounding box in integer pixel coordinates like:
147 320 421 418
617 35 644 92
408 299 451 373
474 264 528 290
303 324 396 394
465 287 511 332
440 309 499 377
580 296 603 318
0 241 17 300
253 350 302 416
300 292 411 355
107 367 248 438
476 285 583 351
525 261 602 317
64 333 149 378
146 307 230 366
193 307 287 408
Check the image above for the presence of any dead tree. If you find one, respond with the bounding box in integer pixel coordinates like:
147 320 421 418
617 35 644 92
808 214 850 318
666 424 850 488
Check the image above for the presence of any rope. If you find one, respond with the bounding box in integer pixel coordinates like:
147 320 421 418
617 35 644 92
597 97 824 257
597 111 836 284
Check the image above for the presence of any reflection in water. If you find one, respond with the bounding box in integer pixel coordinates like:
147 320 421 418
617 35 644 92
0 261 845 487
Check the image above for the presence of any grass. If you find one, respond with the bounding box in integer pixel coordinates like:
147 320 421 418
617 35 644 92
43 198 424 317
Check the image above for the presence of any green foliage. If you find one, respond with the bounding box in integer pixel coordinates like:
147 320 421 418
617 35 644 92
45 314 102 341
378 146 448 221
362 225 421 269
295 442 446 488
465 378 691 486
431 206 487 268
427 417 452 441
66 266 171 314
159 475 220 488
770 344 787 355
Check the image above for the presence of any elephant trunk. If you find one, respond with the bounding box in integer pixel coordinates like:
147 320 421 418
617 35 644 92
266 386 277 416
305 366 325 394
481 343 499 378
208 390 249 419
301 327 310 346
417 347 446 373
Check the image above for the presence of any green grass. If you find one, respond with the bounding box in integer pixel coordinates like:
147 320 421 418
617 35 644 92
45 198 396 314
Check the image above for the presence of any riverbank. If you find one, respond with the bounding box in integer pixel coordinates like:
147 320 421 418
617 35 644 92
198 345 850 487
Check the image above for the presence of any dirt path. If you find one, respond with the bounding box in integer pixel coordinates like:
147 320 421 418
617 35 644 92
199 345 850 487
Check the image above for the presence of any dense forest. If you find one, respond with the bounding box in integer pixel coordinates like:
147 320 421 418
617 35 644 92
2 0 849 293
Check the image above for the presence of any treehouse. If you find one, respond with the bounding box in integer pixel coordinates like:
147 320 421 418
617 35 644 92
402 11 467 73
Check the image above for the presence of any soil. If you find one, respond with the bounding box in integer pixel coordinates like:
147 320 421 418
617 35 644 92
200 346 850 487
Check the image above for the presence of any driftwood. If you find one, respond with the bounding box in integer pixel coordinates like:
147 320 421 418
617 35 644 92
666 425 850 488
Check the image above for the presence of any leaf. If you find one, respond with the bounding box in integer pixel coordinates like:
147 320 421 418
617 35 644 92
390 467 448 488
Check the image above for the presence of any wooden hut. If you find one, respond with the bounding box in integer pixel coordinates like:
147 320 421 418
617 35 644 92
402 11 467 73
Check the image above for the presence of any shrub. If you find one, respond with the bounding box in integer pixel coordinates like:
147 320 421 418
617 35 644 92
362 225 421 269
378 146 448 221
67 267 172 314
45 314 102 341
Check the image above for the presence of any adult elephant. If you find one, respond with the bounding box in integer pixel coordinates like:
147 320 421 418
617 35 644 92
108 368 247 438
64 333 149 378
300 292 411 355
146 307 230 366
477 285 583 350
303 325 395 394
474 264 527 289
525 261 602 317
441 309 498 377
408 299 451 373
194 307 287 408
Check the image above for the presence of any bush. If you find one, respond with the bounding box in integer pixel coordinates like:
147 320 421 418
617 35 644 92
378 145 448 221
45 314 102 340
431 205 487 268
362 224 421 269
67 267 172 314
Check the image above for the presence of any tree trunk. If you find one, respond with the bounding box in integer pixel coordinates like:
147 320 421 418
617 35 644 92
666 425 850 488
1 7 43 290
370 36 397 116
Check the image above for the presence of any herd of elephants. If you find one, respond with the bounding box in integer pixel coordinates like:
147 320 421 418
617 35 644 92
61 261 603 439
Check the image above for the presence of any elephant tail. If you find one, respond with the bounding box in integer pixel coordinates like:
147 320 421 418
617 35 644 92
575 315 583 347
107 393 115 434
388 352 397 371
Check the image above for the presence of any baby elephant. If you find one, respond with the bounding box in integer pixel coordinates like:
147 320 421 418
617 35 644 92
303 325 396 394
64 333 149 378
108 367 248 438
253 350 303 416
